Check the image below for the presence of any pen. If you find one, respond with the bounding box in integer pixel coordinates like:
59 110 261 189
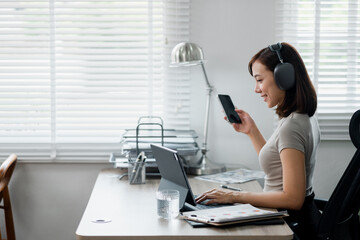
130 152 145 183
220 185 242 192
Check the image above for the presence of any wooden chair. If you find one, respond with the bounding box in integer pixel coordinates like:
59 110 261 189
0 155 17 240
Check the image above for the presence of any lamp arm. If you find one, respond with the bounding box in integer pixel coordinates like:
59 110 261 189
200 63 213 156
201 63 212 89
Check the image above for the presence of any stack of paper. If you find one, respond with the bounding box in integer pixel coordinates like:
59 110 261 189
195 168 265 184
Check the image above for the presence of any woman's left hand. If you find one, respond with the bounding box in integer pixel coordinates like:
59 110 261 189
195 188 238 205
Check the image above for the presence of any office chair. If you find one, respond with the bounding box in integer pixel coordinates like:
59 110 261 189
0 154 17 240
292 110 360 240
312 109 360 240
289 110 360 240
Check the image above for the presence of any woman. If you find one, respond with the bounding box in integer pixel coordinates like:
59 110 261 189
196 42 321 238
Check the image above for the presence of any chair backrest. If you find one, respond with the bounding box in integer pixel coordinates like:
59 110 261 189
0 154 17 240
0 155 17 199
309 116 321 190
316 110 360 240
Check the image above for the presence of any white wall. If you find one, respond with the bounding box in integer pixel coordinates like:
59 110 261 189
4 1 356 240
9 163 109 240
189 0 276 172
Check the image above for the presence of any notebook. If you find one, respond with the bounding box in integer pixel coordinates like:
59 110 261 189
151 144 229 212
181 204 288 226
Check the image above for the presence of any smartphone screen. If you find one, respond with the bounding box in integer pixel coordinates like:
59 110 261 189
218 94 241 123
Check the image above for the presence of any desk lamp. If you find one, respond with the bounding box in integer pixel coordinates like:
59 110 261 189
170 42 226 175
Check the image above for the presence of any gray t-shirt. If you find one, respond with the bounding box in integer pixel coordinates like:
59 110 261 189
259 112 320 196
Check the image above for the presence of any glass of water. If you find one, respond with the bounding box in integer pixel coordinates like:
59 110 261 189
156 189 179 219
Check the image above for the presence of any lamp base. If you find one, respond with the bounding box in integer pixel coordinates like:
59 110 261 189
185 154 226 175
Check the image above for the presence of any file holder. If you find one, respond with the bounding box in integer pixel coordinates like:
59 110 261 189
111 116 200 178
121 116 199 160
135 119 164 155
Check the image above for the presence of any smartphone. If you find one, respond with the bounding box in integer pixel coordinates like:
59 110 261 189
218 94 242 123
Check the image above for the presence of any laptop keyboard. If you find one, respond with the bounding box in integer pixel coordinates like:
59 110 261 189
195 203 220 210
193 196 232 210
182 201 232 212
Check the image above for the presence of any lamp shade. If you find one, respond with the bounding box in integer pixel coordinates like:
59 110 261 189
170 42 206 67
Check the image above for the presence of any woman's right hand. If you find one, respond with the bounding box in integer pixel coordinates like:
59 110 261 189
225 109 255 135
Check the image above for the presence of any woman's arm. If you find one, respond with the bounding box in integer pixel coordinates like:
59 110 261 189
232 109 266 155
196 148 306 210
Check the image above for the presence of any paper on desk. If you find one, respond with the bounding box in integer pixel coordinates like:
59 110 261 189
181 204 287 224
195 168 265 184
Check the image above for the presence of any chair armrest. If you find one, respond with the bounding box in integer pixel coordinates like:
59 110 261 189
314 198 328 211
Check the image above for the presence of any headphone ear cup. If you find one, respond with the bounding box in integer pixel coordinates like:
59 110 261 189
274 62 295 90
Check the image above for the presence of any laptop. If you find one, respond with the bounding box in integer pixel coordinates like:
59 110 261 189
151 144 229 212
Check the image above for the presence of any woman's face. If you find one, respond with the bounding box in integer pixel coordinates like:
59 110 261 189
252 60 285 108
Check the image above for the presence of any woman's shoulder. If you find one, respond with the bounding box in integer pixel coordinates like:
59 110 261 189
285 112 310 122
280 112 311 132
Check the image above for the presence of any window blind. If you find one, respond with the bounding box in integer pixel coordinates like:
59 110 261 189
275 0 360 140
0 0 190 162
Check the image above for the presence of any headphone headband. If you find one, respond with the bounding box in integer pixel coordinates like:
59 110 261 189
268 43 284 64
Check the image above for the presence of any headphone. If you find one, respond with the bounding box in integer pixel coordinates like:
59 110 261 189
268 43 295 90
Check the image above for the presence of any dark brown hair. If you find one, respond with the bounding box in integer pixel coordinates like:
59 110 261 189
248 42 317 118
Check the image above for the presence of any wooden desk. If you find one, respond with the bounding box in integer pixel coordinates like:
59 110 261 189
76 168 293 240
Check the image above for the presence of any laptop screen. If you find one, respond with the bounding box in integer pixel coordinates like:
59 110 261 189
151 144 197 210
